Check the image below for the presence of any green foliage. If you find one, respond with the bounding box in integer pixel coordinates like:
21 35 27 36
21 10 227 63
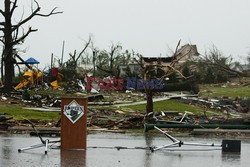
156 68 165 78
185 46 239 84
125 100 205 115
216 72 229 83
0 104 60 121
205 68 216 83
168 72 178 83
60 62 78 81
201 85 250 98
182 66 191 77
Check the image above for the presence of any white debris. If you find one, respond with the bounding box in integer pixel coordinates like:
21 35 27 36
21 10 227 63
1 96 7 101
91 88 99 94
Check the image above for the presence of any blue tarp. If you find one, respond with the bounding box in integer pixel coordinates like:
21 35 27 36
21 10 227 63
25 57 40 64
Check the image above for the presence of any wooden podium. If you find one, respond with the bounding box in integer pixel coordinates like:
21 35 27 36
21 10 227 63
61 98 87 149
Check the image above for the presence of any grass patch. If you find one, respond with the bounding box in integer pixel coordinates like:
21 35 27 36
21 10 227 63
201 85 250 98
124 100 205 115
0 104 60 121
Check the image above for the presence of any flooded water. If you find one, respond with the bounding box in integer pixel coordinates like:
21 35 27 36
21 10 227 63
0 133 249 167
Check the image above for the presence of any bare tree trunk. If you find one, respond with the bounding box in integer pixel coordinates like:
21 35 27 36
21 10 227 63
110 55 113 72
3 48 15 91
0 0 62 92
1 50 4 82
92 50 96 77
146 89 153 119
3 0 15 91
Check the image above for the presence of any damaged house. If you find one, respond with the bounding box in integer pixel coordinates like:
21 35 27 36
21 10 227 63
119 44 199 78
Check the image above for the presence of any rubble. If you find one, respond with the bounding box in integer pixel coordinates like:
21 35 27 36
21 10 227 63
0 114 12 130
88 108 144 129
87 94 104 102
0 78 249 132
179 97 250 114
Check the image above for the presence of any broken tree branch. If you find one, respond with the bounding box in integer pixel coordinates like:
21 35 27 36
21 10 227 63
76 37 91 63
171 39 181 62
170 47 192 67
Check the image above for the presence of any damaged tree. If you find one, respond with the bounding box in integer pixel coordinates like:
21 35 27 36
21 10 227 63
0 0 62 92
187 46 245 83
61 37 91 80
68 37 91 70
96 43 122 77
142 40 194 121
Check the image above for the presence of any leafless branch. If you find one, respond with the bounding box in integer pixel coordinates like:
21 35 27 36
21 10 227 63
171 39 181 62
110 43 122 59
96 65 112 74
69 50 77 61
14 6 25 27
163 66 192 79
76 37 91 62
12 27 37 45
0 38 4 44
0 22 5 26
206 61 242 76
12 0 62 31
36 7 63 17
143 40 194 94
12 7 40 31
133 53 144 69
170 48 191 67
10 0 18 17
13 25 21 41
0 9 5 17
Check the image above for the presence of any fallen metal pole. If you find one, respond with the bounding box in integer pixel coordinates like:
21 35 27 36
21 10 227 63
151 126 222 152
154 126 179 142
18 119 60 154
144 123 250 132
181 142 221 147
18 144 45 152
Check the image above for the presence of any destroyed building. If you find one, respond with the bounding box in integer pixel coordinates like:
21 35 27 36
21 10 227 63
118 44 199 78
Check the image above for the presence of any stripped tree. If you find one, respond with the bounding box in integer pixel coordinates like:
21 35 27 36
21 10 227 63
68 37 91 70
60 37 91 81
0 0 62 92
140 40 194 121
96 43 122 77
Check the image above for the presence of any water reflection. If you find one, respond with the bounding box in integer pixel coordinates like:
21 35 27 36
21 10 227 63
222 152 241 161
0 134 248 167
144 134 153 167
60 149 86 167
0 137 12 167
1 138 12 159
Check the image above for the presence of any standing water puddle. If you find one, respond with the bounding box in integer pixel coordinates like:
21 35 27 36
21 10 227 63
0 133 249 167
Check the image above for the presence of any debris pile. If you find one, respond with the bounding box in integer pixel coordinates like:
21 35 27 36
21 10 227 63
0 114 12 130
88 109 144 129
179 96 250 114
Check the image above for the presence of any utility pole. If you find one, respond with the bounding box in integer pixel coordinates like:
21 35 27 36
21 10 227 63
51 53 54 69
61 40 65 67
93 50 97 77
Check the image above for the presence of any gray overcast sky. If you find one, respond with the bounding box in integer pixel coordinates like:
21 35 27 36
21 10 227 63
1 0 250 67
